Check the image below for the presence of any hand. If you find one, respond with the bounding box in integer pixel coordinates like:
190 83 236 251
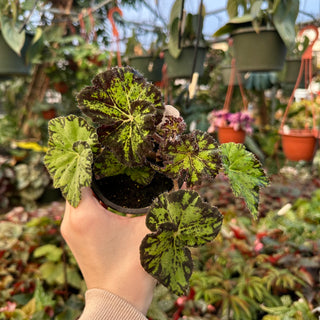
60 187 156 315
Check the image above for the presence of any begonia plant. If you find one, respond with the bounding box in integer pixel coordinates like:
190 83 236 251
44 66 268 296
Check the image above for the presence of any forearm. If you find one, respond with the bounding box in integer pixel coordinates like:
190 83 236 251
78 288 148 320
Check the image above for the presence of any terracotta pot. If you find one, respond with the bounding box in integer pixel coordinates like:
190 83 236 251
218 127 246 144
54 82 69 94
88 55 103 67
42 108 57 120
280 129 316 161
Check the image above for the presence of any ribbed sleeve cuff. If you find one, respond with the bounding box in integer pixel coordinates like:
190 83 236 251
78 288 148 320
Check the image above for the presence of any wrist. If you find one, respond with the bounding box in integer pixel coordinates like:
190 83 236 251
79 288 148 320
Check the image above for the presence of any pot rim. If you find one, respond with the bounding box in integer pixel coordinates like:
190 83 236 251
279 128 316 138
128 55 164 60
231 26 278 36
91 175 150 215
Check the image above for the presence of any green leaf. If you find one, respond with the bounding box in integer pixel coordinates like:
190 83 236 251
219 142 269 218
33 279 55 310
39 261 64 285
168 17 181 58
140 190 223 295
160 130 221 187
0 16 26 55
93 149 126 178
93 149 155 185
124 166 155 185
169 0 183 27
272 0 299 49
213 15 253 37
77 66 164 166
33 244 63 262
141 229 192 296
44 115 99 207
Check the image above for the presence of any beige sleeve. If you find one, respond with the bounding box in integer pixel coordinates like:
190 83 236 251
78 288 148 320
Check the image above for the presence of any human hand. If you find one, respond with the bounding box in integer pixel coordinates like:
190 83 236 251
60 187 156 315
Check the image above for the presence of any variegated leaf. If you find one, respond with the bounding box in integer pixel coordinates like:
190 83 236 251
77 66 164 166
44 115 99 207
160 130 221 187
93 149 126 179
140 231 193 296
140 190 223 295
219 142 269 218
94 149 154 185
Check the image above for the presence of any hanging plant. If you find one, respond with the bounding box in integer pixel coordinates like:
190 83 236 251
208 110 254 135
208 57 253 144
279 26 319 162
44 66 269 296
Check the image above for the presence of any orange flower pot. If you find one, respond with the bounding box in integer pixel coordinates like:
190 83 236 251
42 108 57 120
280 129 316 161
218 127 246 144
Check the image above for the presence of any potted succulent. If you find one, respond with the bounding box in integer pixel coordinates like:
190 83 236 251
213 0 299 72
126 29 165 83
207 109 254 144
44 66 269 296
164 0 208 79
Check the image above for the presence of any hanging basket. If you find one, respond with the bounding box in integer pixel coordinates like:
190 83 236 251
0 33 32 76
280 129 316 161
220 64 244 86
210 56 250 144
231 26 286 72
279 26 319 162
163 45 207 79
218 126 246 144
128 55 164 82
281 57 317 85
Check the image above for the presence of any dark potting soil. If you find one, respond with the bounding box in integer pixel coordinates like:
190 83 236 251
93 173 173 209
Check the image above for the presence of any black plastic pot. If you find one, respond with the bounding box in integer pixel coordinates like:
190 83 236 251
231 27 287 72
128 56 164 82
220 64 245 86
0 33 32 76
164 45 207 79
91 172 174 215
280 57 317 86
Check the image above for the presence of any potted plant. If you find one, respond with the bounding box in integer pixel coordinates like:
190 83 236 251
213 0 299 72
278 25 319 162
207 109 254 144
279 99 319 161
279 25 318 86
126 29 165 83
218 43 245 86
44 66 269 296
0 1 33 76
44 37 108 95
279 32 310 85
164 0 208 79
